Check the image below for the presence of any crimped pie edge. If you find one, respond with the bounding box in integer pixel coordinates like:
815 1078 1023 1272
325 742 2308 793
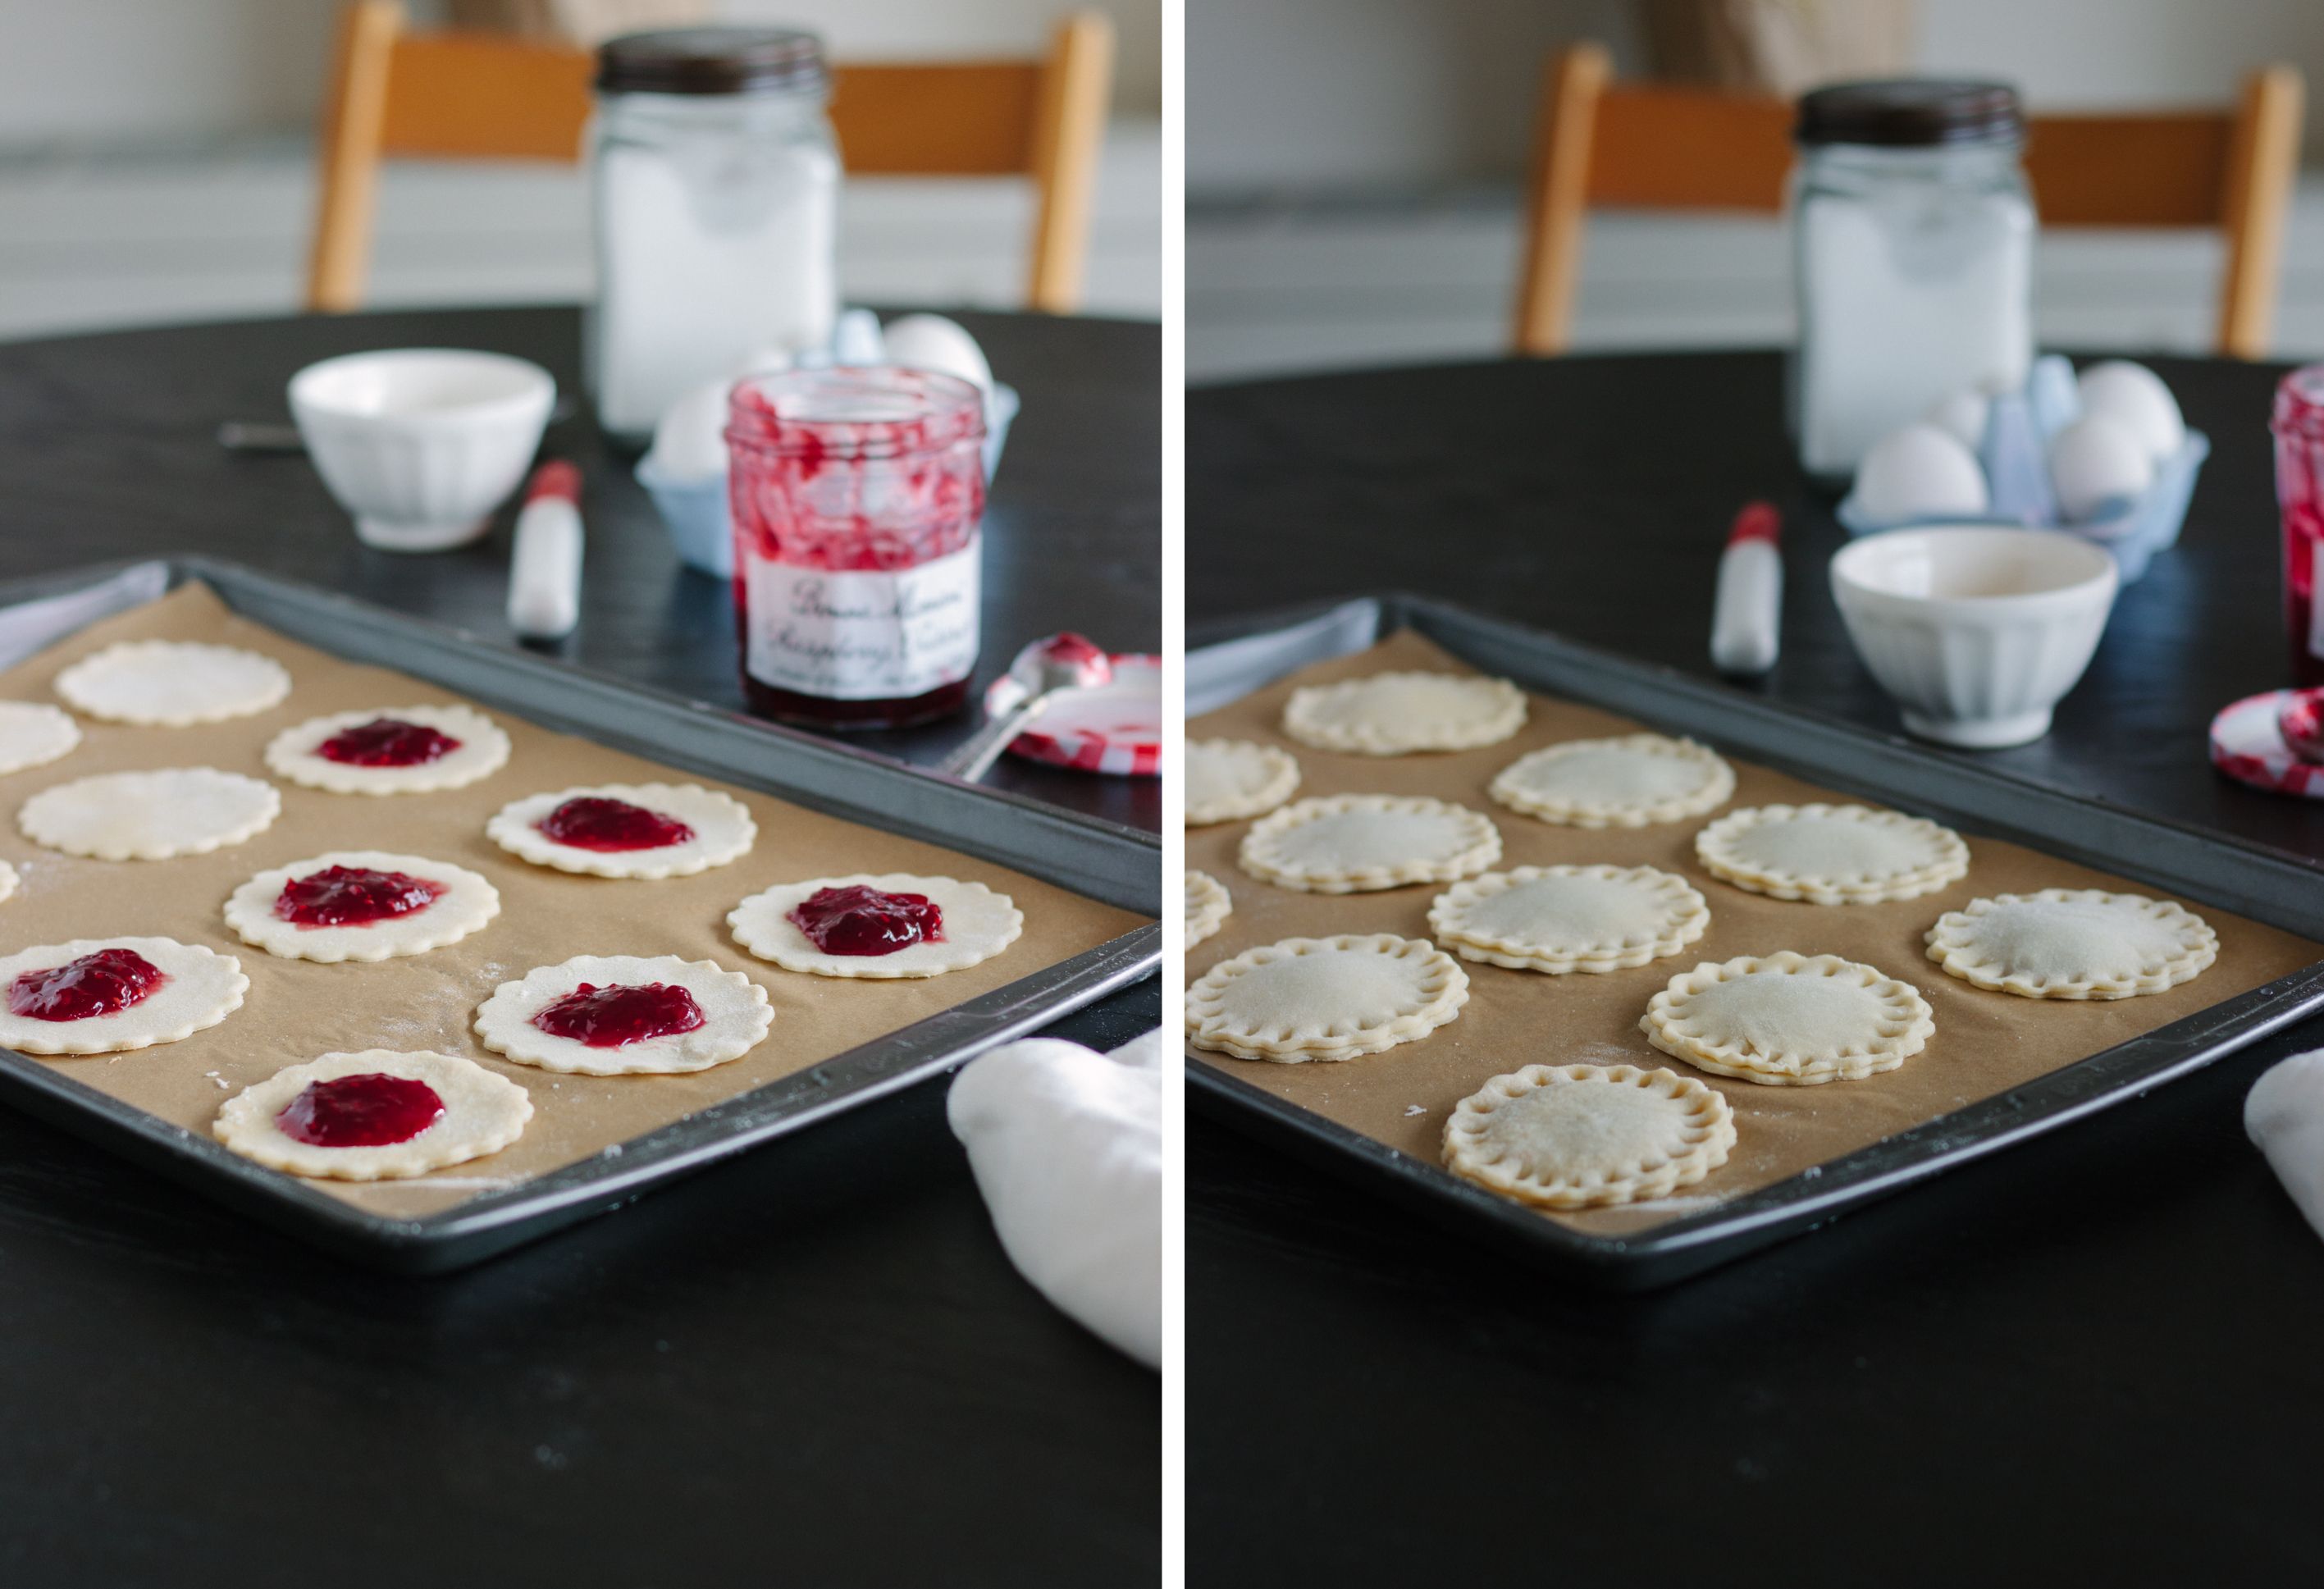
1184 932 1469 1063
1641 950 1936 1085
1185 739 1301 824
1238 792 1502 895
1488 734 1737 828
1694 802 1970 905
1441 1062 1737 1209
1427 864 1710 973
1185 870 1232 947
1281 671 1527 756
1924 888 2220 1000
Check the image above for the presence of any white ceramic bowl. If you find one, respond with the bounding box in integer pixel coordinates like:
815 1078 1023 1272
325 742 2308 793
289 349 556 552
1829 525 2118 748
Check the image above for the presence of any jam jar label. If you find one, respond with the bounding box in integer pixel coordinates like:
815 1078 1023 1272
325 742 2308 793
742 539 980 701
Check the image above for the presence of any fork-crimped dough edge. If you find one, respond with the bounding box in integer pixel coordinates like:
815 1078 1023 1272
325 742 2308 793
1185 740 1302 824
1428 864 1710 974
1185 870 1232 947
1924 888 2221 999
1185 933 1470 1062
1441 1062 1737 1208
1696 802 1970 905
1488 735 1737 828
1238 793 1502 894
1640 950 1936 1086
1281 672 1527 755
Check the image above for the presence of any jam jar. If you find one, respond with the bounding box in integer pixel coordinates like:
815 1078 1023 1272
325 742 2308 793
726 367 986 728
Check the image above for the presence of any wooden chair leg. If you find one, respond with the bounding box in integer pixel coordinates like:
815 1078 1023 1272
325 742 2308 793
307 0 404 314
1513 41 1609 358
1025 11 1115 315
2217 63 2304 360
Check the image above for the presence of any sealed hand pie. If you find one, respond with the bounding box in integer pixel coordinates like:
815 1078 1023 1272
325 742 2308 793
1282 671 1525 755
1186 739 1299 824
1696 803 1968 905
1240 793 1500 893
1642 951 1935 1085
1185 933 1468 1062
1442 1063 1735 1208
1490 734 1734 828
1428 865 1708 974
1925 889 2217 999
1185 870 1232 947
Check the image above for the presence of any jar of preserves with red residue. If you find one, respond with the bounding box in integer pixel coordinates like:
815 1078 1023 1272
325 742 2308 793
2276 363 2324 686
725 367 986 727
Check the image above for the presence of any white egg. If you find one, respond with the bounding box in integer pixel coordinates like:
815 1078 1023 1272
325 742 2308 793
2075 360 2184 461
1853 422 1990 523
648 376 734 482
1924 390 1991 452
880 313 993 397
2049 413 2155 522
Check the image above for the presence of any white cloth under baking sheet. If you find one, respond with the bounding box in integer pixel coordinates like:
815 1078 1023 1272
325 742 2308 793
2246 1048 2324 1240
947 1030 1161 1369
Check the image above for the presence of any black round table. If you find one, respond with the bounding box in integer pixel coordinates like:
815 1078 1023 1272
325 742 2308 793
0 307 1158 1586
1190 350 2324 1580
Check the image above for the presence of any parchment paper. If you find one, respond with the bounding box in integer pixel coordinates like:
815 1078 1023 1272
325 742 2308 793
0 583 1148 1219
1187 631 2324 1237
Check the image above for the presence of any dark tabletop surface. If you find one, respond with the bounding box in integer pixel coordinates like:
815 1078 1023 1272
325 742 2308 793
1190 350 2324 1581
0 306 1157 1586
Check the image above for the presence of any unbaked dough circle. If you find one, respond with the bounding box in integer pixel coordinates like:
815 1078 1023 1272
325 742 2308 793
0 859 16 907
728 874 1023 979
1185 933 1469 1063
21 768 280 860
1642 951 1935 1085
0 701 81 775
473 954 773 1075
56 641 290 725
1239 793 1501 894
1186 739 1301 824
1282 671 1527 756
1186 870 1232 947
1696 803 1970 905
1428 864 1709 973
1925 889 2219 999
213 1049 532 1180
1490 734 1735 827
486 783 756 879
1441 1063 1737 1209
264 704 512 795
223 850 500 962
0 936 246 1055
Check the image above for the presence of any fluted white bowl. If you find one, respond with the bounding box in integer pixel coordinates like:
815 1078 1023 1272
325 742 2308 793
1830 526 2118 748
290 349 555 552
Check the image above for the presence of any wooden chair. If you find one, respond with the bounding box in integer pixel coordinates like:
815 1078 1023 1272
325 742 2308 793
307 1 1115 315
1513 42 2306 359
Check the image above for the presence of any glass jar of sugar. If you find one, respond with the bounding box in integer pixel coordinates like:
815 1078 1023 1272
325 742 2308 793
587 29 839 445
1792 80 2033 480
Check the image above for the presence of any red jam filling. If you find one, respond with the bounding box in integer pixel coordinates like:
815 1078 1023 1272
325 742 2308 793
788 884 943 957
8 948 167 1021
536 797 696 852
317 717 461 767
532 982 705 1048
276 1073 445 1148
276 865 446 928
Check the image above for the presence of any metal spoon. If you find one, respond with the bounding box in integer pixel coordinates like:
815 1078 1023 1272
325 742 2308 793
937 633 1113 782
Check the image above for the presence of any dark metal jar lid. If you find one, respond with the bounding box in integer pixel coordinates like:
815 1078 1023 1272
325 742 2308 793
596 27 827 97
1796 80 2023 147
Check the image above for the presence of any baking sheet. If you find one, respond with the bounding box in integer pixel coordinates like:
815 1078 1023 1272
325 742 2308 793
0 581 1148 1222
1186 628 2324 1241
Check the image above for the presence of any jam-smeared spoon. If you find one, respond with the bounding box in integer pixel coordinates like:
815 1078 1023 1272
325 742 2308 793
2280 688 2324 762
936 632 1115 783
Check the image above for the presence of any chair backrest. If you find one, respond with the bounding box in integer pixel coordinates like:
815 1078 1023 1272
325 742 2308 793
307 1 1113 316
1514 42 2306 360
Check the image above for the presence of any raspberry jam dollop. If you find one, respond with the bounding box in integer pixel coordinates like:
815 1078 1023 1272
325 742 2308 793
532 982 705 1048
317 717 461 767
536 797 696 852
276 865 446 928
8 947 167 1021
276 1073 445 1148
788 884 944 956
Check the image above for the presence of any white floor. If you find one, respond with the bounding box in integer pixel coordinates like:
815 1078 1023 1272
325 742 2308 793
0 117 1161 343
1188 175 2324 384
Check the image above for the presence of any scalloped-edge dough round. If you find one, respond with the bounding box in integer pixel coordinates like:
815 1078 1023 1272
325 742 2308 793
0 859 17 907
1186 870 1232 947
1239 793 1501 894
1695 803 1970 905
213 1049 532 1180
1281 671 1527 756
0 701 81 775
1925 889 2219 1000
1642 951 1935 1085
264 704 512 795
728 874 1023 979
1442 1063 1737 1208
486 783 756 879
21 768 281 861
473 954 773 1075
1490 734 1735 828
223 850 500 963
1429 865 1709 973
56 641 290 725
1185 933 1469 1063
0 936 246 1055
1186 739 1301 824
